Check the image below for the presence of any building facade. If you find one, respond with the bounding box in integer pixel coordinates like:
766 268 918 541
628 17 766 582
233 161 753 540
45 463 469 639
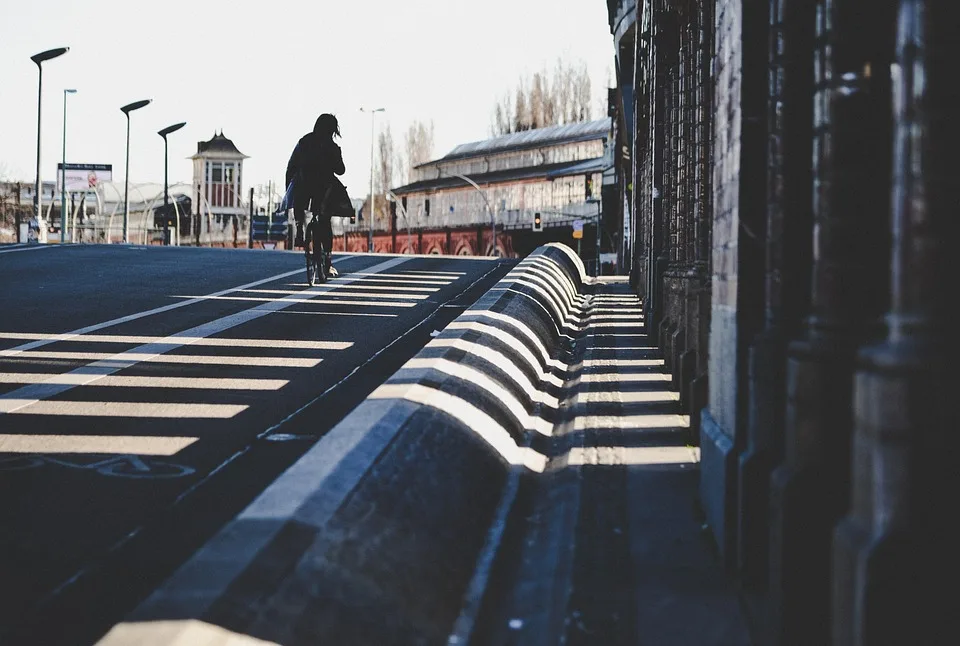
191 132 248 220
381 119 617 262
605 1 957 644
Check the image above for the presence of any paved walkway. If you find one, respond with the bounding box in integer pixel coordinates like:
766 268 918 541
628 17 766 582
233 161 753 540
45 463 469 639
482 278 753 645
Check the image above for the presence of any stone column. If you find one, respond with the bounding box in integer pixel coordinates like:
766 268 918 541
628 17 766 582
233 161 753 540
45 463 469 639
767 0 896 643
649 1 671 344
688 0 714 435
832 2 960 644
737 0 815 589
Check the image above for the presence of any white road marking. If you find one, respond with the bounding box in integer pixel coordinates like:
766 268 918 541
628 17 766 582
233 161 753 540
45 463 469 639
177 292 428 302
1 352 322 368
3 401 248 418
328 274 451 284
0 333 350 351
0 245 54 255
0 256 410 416
0 267 308 358
403 269 467 275
174 295 417 308
0 374 288 389
0 434 198 455
243 284 440 294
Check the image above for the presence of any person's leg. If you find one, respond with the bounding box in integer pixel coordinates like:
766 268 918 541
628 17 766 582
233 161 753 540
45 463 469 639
318 216 335 275
293 193 309 247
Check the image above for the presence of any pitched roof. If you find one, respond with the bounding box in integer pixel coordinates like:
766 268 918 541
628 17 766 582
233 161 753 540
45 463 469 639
192 131 248 158
416 118 612 168
392 156 610 195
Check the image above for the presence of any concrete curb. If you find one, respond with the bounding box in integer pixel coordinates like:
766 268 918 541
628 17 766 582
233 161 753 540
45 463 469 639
97 243 591 645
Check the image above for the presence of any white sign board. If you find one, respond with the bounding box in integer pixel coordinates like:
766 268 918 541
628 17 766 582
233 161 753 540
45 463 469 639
572 219 584 232
58 163 112 191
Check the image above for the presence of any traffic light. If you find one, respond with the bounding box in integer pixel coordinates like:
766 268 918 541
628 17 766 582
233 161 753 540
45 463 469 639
424 198 430 217
585 174 594 201
533 212 542 232
351 206 359 224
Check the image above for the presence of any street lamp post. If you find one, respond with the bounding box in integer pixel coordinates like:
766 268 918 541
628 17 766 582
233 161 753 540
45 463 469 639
158 122 186 246
120 99 151 244
588 196 602 276
441 170 498 256
30 47 69 244
386 191 411 253
61 88 77 243
361 107 385 252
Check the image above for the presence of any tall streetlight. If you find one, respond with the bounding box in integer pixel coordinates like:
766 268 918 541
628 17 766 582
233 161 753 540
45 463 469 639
158 122 186 246
385 190 412 253
120 99 151 244
360 107 385 252
61 88 77 242
587 196 602 276
440 170 498 256
30 47 69 243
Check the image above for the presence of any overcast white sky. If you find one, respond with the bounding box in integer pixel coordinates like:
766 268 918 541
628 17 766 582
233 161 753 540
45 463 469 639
0 0 614 198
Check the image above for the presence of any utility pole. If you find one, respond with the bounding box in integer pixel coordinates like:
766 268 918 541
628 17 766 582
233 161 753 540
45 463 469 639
361 107 385 252
15 182 22 243
595 198 602 277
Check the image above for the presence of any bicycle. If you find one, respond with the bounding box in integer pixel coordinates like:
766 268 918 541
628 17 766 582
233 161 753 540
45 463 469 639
304 211 330 286
0 453 195 479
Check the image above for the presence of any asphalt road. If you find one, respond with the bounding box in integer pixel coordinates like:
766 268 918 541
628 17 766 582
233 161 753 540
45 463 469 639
0 242 513 645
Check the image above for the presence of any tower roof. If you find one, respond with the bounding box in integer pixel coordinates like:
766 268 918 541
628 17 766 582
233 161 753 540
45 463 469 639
191 131 248 158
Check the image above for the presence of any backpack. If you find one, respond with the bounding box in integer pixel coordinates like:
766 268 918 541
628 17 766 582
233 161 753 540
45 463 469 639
320 177 354 219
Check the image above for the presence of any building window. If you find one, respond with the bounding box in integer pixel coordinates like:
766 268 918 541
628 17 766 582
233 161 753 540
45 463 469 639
211 163 222 183
224 164 234 184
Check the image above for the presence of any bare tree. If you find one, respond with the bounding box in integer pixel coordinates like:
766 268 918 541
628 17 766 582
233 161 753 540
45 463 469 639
489 57 599 136
554 58 575 124
513 79 530 132
529 72 547 131
376 124 396 226
573 61 593 122
541 68 558 127
404 120 435 182
490 92 515 137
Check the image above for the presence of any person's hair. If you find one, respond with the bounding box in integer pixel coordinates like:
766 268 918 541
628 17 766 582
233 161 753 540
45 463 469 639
314 113 341 139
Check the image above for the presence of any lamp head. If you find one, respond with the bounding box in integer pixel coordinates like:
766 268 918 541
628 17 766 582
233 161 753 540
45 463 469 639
31 47 69 65
158 122 187 138
65 88 77 94
120 99 151 114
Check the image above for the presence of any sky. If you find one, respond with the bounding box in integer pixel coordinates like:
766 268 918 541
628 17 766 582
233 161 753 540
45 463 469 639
0 0 614 201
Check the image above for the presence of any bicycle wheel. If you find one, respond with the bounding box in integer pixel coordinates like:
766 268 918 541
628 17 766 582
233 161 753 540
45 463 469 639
98 457 196 479
0 454 45 471
308 220 327 285
305 220 321 286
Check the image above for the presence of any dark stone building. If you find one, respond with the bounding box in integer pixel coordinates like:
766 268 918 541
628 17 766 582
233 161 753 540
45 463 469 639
604 1 957 644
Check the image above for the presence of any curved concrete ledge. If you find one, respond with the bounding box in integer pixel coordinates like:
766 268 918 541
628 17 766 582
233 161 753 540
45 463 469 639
98 244 591 646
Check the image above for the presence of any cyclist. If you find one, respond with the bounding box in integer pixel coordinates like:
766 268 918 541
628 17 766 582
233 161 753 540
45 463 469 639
285 113 345 278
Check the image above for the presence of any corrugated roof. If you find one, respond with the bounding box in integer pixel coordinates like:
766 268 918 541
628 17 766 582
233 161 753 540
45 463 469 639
417 118 612 167
392 156 610 195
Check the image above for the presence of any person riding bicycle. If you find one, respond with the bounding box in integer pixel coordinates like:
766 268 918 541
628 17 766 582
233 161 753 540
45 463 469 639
285 113 345 277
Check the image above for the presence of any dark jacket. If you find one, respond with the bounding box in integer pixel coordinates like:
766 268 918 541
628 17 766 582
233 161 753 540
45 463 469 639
285 132 345 201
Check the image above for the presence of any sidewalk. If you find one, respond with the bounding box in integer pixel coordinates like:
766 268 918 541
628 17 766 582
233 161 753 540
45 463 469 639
479 278 753 645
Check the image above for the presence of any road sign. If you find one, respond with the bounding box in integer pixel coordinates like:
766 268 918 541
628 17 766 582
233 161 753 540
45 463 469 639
572 218 584 239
